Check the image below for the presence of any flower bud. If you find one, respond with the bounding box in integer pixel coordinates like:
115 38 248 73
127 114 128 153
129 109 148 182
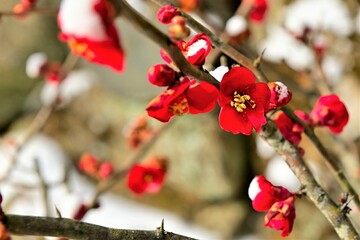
310 94 349 134
267 81 292 110
147 64 176 87
168 23 190 40
98 162 114 180
157 5 180 24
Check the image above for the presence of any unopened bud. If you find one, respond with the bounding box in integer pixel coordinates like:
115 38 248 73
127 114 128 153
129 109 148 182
148 64 176 87
268 82 292 110
157 5 180 24
168 24 190 40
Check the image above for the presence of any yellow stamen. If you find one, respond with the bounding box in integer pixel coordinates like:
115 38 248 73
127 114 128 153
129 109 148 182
231 91 256 112
169 95 189 116
68 38 95 60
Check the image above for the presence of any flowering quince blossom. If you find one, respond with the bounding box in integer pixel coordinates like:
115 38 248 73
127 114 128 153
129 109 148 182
161 33 212 67
146 77 218 122
147 64 176 87
273 111 308 146
13 0 37 17
264 196 296 237
218 66 270 135
249 176 296 237
127 157 168 195
78 153 114 180
58 0 125 72
249 0 268 23
157 5 180 24
267 82 292 110
310 94 349 134
248 175 292 212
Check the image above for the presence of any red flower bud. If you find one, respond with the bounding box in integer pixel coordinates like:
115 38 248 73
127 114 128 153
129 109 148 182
267 82 292 110
310 94 349 134
171 15 186 25
273 111 306 146
147 64 176 87
264 196 296 237
98 162 114 180
168 24 191 40
157 5 180 24
78 154 99 175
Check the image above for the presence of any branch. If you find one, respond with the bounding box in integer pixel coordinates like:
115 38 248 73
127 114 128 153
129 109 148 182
113 0 219 87
282 106 360 210
5 214 196 240
260 121 360 240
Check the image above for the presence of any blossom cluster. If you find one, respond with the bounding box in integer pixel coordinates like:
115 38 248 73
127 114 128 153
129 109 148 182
248 176 296 237
274 94 349 149
78 153 114 180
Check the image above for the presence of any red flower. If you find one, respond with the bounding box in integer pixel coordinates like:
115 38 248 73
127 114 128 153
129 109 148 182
147 64 176 87
273 111 307 146
58 0 125 72
248 175 292 212
98 162 114 180
146 77 218 122
78 154 99 175
267 82 292 110
249 0 268 23
161 33 212 67
218 66 270 135
264 196 296 237
157 5 180 24
127 157 168 195
310 94 349 134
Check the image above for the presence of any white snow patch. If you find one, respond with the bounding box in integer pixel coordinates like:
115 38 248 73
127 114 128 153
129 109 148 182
248 176 261 200
284 0 353 37
275 82 289 102
265 156 300 192
225 15 248 36
209 66 229 82
58 0 107 41
26 52 48 78
322 55 344 85
187 39 208 57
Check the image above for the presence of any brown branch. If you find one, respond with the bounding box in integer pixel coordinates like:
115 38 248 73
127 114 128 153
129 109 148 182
149 0 267 83
260 121 360 240
281 106 360 210
5 214 196 240
113 0 219 87
112 1 360 238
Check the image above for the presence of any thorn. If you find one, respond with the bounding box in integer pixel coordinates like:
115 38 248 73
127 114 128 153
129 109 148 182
156 219 165 237
54 205 62 218
253 48 266 67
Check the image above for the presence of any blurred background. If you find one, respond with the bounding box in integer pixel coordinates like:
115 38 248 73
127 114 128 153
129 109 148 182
0 0 359 239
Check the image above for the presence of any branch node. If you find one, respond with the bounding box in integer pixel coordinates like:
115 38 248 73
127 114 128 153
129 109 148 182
156 219 166 238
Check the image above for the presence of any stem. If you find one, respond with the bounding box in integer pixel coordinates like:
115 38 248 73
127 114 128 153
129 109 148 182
149 0 267 83
5 214 196 240
113 0 219 87
260 121 360 240
282 106 360 210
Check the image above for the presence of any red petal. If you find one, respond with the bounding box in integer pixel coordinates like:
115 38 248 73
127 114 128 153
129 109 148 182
186 82 218 114
219 105 253 135
220 66 257 98
246 107 267 132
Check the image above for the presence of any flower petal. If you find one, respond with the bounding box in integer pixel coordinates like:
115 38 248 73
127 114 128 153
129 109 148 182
220 66 257 98
186 82 219 114
219 105 253 135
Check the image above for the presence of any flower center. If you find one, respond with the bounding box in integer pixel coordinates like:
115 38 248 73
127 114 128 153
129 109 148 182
68 38 95 60
169 95 189 116
230 91 256 112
